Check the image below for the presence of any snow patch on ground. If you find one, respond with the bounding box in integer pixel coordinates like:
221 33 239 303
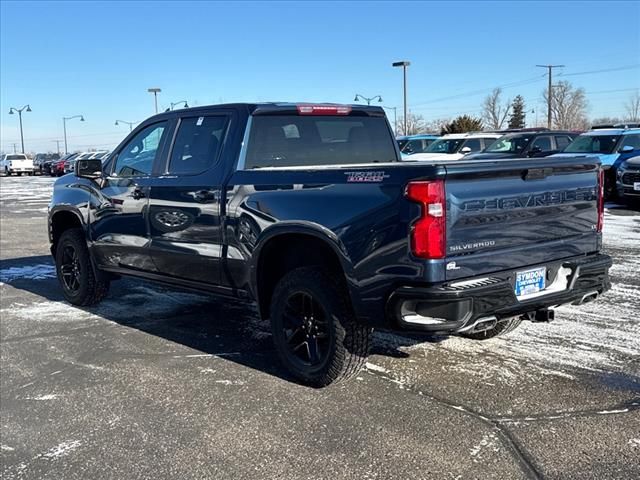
25 394 59 401
0 264 56 283
629 438 640 448
365 362 390 374
41 440 81 459
214 379 245 386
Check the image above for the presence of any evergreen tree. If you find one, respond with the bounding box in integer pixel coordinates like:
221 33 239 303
441 115 483 134
508 95 526 129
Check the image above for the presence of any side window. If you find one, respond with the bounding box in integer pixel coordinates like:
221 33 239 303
481 138 496 150
531 136 552 152
113 122 167 177
168 116 229 175
463 139 482 152
621 134 640 150
554 136 572 150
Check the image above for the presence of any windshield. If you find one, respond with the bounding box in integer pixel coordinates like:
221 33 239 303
424 138 464 154
485 134 532 153
6 154 27 160
564 135 620 154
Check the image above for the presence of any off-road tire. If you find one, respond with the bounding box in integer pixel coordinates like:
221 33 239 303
55 228 109 306
459 317 522 340
270 266 371 387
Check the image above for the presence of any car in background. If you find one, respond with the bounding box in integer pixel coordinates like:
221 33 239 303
51 152 79 176
64 152 93 174
1 153 34 176
465 129 578 160
616 155 640 204
405 132 501 161
397 134 439 156
34 153 61 174
44 152 73 176
89 151 110 162
551 126 640 199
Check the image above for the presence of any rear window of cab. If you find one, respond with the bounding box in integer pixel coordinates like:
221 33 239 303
244 115 397 169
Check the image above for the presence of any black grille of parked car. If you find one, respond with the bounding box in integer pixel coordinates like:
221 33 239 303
621 172 640 185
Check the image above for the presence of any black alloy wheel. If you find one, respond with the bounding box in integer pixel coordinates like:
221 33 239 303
59 244 82 293
281 291 331 367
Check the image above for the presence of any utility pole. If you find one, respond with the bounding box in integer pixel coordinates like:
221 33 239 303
536 64 564 129
52 140 62 154
12 143 17 154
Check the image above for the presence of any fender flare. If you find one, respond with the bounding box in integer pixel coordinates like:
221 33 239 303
248 221 358 304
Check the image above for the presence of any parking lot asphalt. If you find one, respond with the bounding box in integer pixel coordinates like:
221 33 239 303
1 175 639 480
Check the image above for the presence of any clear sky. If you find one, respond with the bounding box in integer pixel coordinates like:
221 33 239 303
1 0 639 153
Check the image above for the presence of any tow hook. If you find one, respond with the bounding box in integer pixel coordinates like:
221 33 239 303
522 309 555 323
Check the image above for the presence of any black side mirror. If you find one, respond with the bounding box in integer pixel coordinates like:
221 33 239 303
76 159 102 179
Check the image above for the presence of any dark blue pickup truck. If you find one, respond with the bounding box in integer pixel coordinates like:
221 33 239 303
48 103 612 386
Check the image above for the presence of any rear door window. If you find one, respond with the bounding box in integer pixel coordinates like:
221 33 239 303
244 115 397 169
462 139 482 152
554 135 572 151
531 136 553 152
168 116 229 175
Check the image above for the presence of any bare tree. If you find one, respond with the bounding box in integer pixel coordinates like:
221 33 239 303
543 81 589 130
423 118 451 134
624 91 640 121
403 112 426 135
482 88 511 130
591 116 623 126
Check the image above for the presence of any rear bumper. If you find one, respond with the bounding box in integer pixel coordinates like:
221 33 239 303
386 253 612 333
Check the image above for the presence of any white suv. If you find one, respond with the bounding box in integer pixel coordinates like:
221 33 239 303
1 153 35 176
406 132 501 161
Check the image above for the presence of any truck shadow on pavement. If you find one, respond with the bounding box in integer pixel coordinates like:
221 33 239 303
1 255 444 386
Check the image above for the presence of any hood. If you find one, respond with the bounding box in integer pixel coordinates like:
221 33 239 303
623 156 640 167
405 152 465 161
550 152 619 166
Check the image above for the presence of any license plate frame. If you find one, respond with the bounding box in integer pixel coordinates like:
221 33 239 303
515 266 546 298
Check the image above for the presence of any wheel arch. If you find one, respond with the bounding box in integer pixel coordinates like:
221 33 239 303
251 223 358 321
49 207 86 256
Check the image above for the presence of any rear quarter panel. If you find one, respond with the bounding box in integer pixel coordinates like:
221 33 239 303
224 164 443 325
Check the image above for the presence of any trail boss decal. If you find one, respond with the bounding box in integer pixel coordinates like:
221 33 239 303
344 171 389 183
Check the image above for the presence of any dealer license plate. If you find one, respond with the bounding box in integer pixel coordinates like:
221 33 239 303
515 267 546 298
634 182 640 191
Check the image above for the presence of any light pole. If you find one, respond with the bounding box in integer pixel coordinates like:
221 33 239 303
353 94 383 106
382 106 398 135
51 140 62 154
63 115 84 154
392 61 411 135
115 120 136 132
167 100 189 111
147 87 162 113
8 105 32 153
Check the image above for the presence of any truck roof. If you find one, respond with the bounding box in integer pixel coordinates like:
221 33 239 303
144 103 387 122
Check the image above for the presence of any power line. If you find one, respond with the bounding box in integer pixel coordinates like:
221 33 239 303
411 75 545 106
558 64 640 77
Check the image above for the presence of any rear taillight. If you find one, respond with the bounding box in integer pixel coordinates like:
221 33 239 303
405 180 446 259
296 104 352 115
597 168 604 232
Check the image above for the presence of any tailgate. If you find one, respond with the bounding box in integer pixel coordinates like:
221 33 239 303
444 157 600 280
